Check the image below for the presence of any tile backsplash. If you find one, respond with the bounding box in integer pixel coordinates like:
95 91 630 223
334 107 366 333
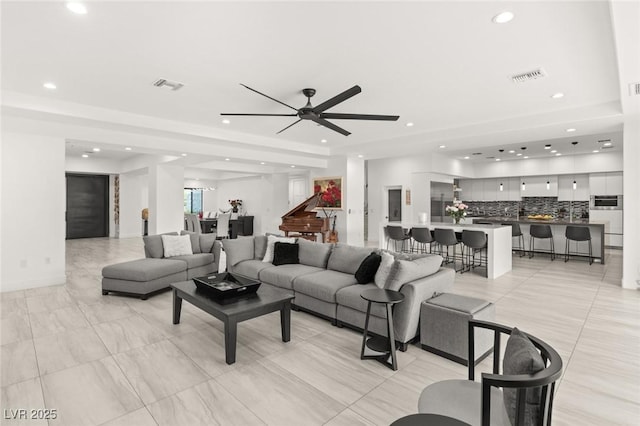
464 197 590 219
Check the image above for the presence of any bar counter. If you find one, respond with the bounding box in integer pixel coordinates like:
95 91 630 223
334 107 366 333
472 217 604 264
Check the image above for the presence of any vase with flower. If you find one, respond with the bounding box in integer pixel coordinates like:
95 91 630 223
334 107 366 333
446 202 468 224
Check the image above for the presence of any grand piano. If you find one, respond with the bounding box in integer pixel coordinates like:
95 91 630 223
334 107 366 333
279 193 329 242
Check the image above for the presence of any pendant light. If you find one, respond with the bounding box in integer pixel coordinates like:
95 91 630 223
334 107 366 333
521 181 526 191
571 141 578 190
499 182 504 191
546 180 550 190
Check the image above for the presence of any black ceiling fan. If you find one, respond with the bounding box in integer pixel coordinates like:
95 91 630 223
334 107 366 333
221 84 399 136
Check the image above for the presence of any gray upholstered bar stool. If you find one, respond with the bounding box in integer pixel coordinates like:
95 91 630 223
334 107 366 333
565 225 593 264
503 222 525 257
410 227 434 254
434 228 462 272
529 224 555 260
386 225 411 253
461 230 488 277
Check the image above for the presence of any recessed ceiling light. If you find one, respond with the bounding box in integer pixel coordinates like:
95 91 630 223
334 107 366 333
224 158 230 161
125 147 132 151
81 154 89 158
290 165 296 168
492 11 514 24
508 150 515 154
181 153 187 157
321 139 327 143
524 156 529 159
544 145 551 149
516 153 522 156
260 162 265 165
603 142 612 146
439 145 446 149
464 156 470 159
357 154 364 158
496 158 501 161
566 128 576 132
92 147 100 152
555 153 562 156
551 92 564 99
593 150 599 153
406 122 414 127
66 2 87 14
43 82 57 90
222 119 230 124
551 150 557 153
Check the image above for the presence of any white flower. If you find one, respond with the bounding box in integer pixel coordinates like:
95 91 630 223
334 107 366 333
450 207 459 213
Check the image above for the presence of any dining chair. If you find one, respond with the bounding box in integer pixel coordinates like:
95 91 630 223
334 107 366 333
215 213 231 239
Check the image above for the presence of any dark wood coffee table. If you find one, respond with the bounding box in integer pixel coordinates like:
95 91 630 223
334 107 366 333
171 280 294 364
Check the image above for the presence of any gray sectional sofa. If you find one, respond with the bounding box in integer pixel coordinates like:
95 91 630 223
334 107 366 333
222 236 455 349
101 231 222 299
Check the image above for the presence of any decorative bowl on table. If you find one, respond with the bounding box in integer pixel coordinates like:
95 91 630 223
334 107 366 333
527 214 554 220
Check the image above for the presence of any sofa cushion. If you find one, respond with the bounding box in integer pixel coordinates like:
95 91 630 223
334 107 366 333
297 238 332 268
327 243 372 275
199 234 216 253
222 237 255 267
232 260 275 280
293 270 359 303
143 232 178 258
259 264 324 290
354 252 382 284
335 283 388 318
503 328 545 426
170 253 214 269
102 258 186 282
162 235 193 257
180 231 202 254
272 242 299 266
374 251 395 289
263 235 296 263
385 254 443 291
254 235 268 260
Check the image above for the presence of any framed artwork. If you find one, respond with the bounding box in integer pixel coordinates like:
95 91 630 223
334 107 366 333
312 176 343 209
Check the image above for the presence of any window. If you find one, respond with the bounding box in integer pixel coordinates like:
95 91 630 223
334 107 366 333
184 188 203 214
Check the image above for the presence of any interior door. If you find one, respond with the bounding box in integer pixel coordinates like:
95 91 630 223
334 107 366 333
388 188 402 222
66 174 109 239
289 178 307 207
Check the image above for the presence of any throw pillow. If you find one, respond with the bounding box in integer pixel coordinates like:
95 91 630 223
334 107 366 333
384 255 443 292
503 328 546 426
272 242 300 266
354 252 382 284
161 235 193 258
180 230 202 254
222 237 254 267
262 235 296 263
374 252 395 289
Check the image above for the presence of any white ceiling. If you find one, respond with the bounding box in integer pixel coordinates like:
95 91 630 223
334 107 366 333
1 1 636 178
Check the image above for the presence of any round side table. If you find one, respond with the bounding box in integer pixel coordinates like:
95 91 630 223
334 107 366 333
360 288 405 370
391 413 471 426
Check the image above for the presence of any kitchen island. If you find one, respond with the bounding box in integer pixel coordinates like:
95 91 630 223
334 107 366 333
472 217 605 264
380 222 512 279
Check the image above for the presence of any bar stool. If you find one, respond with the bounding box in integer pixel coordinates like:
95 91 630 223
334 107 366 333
410 227 434 254
461 230 488 277
529 224 555 260
503 222 525 257
386 225 411 253
434 228 462 272
565 226 593 264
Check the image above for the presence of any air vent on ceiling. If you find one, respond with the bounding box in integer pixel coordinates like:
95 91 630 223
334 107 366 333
629 82 640 96
511 68 547 83
598 139 611 143
153 78 184 91
601 145 614 149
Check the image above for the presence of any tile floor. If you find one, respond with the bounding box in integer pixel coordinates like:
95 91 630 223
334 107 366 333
1 237 638 425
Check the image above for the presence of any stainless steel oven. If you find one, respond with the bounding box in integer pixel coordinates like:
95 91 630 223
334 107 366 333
590 195 623 210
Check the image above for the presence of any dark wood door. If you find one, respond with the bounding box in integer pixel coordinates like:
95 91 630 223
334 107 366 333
388 189 402 222
66 174 109 239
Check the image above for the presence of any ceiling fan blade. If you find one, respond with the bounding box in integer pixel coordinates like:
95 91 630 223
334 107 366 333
309 116 351 136
240 84 299 112
276 119 303 134
320 113 399 121
312 85 362 113
220 113 298 116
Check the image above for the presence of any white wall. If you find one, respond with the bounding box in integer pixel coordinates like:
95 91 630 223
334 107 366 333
148 164 184 234
622 119 639 289
119 173 149 238
346 158 365 246
1 133 66 292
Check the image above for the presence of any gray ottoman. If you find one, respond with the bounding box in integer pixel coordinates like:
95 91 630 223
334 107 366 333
420 293 495 366
102 258 187 299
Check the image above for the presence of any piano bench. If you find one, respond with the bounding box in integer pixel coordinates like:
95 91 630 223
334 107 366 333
288 233 318 242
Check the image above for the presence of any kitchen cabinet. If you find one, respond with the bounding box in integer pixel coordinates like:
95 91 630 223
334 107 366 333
495 177 521 201
558 174 589 201
483 178 498 201
520 176 557 197
589 172 623 195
